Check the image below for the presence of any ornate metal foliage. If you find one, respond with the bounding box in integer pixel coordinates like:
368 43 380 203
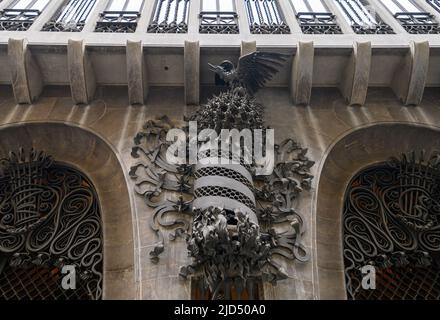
244 0 290 34
130 51 314 300
148 0 190 33
0 148 103 300
130 118 314 299
42 0 97 32
344 151 440 300
335 0 394 34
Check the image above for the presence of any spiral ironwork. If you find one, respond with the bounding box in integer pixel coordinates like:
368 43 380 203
0 149 103 300
344 152 440 300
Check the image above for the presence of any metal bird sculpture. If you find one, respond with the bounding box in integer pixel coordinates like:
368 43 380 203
208 51 289 95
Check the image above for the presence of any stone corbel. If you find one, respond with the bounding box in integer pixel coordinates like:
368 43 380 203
391 41 430 106
126 40 148 105
290 41 314 106
8 38 44 104
67 39 96 105
184 40 200 106
339 41 371 106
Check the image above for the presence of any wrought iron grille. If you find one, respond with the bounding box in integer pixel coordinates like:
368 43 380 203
289 0 342 34
191 277 263 300
427 0 440 13
0 262 92 300
0 0 50 31
244 0 290 34
42 0 97 32
199 0 239 34
95 0 144 33
343 152 440 300
380 0 440 33
148 0 190 33
335 0 394 34
0 149 103 300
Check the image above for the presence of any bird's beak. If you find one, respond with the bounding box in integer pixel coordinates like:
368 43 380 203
208 63 217 72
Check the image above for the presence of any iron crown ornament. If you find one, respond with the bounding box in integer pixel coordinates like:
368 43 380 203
0 148 103 300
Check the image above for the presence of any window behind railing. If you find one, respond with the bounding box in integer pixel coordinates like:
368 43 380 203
426 0 440 13
42 0 97 32
199 0 239 34
95 0 144 33
334 0 394 33
380 0 440 33
148 0 190 33
244 0 290 34
289 0 342 34
0 0 50 31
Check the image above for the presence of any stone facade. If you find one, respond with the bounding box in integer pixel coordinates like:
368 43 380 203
0 83 439 299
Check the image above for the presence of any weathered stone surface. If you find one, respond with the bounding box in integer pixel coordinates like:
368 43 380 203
8 38 43 104
67 39 96 104
126 40 148 105
184 40 200 105
290 41 314 105
391 41 430 106
339 41 371 106
241 40 256 56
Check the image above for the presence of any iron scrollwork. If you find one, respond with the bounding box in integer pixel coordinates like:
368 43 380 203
0 148 103 300
130 51 314 299
344 151 440 299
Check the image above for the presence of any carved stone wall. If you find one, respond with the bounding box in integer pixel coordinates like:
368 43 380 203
0 85 439 299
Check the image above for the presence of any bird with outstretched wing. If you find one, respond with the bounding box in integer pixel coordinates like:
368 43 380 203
208 51 289 95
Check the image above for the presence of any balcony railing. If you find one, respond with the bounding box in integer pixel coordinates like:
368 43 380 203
199 11 239 34
0 9 41 31
148 0 190 33
394 12 440 33
296 12 342 34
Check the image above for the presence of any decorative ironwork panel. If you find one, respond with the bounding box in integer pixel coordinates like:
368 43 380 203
95 0 144 33
148 0 190 33
0 0 50 31
130 50 314 300
380 0 440 33
199 0 239 34
0 148 103 300
289 0 342 34
344 152 440 300
335 0 394 34
42 0 97 32
245 0 290 34
427 0 440 13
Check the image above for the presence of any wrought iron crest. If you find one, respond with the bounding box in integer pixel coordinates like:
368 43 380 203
344 151 440 299
130 51 314 299
0 148 103 300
